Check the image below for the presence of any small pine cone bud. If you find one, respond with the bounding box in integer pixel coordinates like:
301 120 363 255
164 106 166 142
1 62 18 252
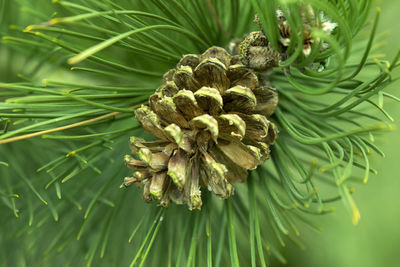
276 6 337 56
239 31 281 72
124 46 278 210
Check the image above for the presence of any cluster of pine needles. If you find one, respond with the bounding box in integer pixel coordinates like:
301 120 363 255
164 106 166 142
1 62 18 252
0 0 399 266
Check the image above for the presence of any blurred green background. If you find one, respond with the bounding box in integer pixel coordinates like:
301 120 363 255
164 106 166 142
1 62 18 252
280 1 400 266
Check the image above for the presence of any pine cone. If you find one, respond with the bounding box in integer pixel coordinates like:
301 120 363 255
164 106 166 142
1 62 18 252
276 7 337 56
124 47 278 210
238 31 281 72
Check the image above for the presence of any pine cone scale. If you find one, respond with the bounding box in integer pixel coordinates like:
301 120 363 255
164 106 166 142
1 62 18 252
216 138 262 170
194 58 230 93
167 149 188 189
173 89 203 120
222 85 257 113
217 114 246 140
193 87 223 115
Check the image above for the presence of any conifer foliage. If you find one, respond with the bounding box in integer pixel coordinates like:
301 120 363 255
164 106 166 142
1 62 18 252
0 1 398 266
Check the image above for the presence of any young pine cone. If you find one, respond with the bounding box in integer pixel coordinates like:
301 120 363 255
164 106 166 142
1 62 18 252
238 31 281 72
276 7 337 56
124 47 278 210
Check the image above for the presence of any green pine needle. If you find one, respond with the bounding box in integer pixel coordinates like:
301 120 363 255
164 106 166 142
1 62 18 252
0 0 399 266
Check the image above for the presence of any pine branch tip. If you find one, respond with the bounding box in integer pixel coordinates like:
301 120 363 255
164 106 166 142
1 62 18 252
23 26 33 32
47 18 61 26
68 53 85 65
352 209 361 225
66 151 76 157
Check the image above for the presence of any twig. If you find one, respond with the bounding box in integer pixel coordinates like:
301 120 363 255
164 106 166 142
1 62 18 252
0 103 144 145
205 0 229 39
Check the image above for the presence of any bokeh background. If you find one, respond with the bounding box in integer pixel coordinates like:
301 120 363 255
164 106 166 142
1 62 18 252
278 0 400 266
